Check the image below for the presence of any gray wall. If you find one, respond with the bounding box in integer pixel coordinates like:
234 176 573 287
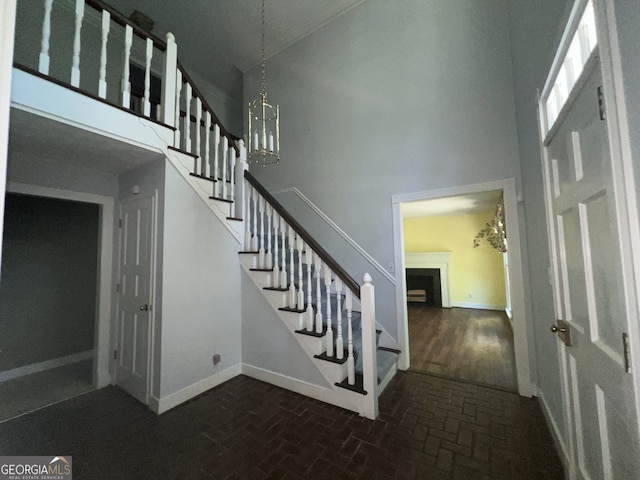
0 194 99 371
159 162 242 397
245 0 521 339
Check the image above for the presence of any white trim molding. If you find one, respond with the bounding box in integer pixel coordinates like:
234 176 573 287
0 350 94 383
404 252 452 308
271 186 395 284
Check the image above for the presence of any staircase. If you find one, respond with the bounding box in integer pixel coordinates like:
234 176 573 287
11 0 399 419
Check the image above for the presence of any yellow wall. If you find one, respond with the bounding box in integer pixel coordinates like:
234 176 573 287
403 211 506 308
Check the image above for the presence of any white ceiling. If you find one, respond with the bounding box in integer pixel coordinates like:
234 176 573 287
8 109 163 173
106 0 368 95
401 190 503 218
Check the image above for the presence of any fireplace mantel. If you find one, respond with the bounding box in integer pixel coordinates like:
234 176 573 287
404 252 451 307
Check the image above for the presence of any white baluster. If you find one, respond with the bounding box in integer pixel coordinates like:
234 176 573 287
279 217 287 288
288 229 296 307
306 247 314 331
335 278 344 360
122 25 133 108
194 98 202 173
297 237 304 309
213 125 220 197
244 181 252 251
184 82 192 153
39 0 54 75
228 147 235 203
204 112 211 178
265 206 273 270
70 0 85 87
98 10 110 98
221 137 228 199
258 196 266 269
251 187 259 252
235 141 248 218
143 38 153 117
315 254 323 333
161 33 177 126
173 70 182 148
346 290 355 384
272 213 280 287
325 267 333 357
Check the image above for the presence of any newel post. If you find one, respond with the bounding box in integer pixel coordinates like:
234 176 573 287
360 273 378 420
235 140 248 219
162 32 178 127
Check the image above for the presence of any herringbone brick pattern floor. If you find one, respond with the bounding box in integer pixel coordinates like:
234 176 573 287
0 372 564 479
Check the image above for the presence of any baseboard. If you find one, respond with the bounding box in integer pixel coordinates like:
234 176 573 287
241 363 364 415
0 350 94 383
538 390 571 478
450 302 506 311
151 364 242 415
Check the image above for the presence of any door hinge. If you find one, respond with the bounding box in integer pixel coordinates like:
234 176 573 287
623 333 631 373
597 86 606 121
116 283 120 293
113 350 118 360
118 219 122 228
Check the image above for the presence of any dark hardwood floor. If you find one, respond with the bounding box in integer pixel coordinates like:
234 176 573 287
408 305 517 392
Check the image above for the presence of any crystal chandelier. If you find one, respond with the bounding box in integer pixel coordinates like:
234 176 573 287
248 0 280 165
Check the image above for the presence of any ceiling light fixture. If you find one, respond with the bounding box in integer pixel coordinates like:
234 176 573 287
248 0 279 165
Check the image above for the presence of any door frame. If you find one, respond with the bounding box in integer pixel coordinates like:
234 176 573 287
538 0 640 474
114 191 158 405
5 181 114 389
391 177 535 397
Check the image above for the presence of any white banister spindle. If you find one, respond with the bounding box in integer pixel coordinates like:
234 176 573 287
39 0 54 74
315 255 323 333
297 237 304 309
173 69 182 147
143 38 153 117
279 217 287 288
229 149 236 209
221 137 228 199
122 25 133 108
324 267 333 357
184 82 192 152
98 10 110 98
162 33 178 126
288 229 296 307
244 182 252 251
360 273 378 420
335 278 344 360
258 196 266 269
70 0 85 87
272 213 280 288
235 141 248 218
251 187 259 252
346 290 355 384
265 206 273 270
213 125 220 197
306 247 314 330
204 112 211 178
194 98 202 173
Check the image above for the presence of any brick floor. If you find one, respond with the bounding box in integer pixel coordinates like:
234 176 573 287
0 372 565 479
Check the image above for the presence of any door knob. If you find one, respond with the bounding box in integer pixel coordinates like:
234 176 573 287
550 324 567 333
140 304 149 311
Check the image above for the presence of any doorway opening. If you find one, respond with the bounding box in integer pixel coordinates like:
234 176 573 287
392 178 533 396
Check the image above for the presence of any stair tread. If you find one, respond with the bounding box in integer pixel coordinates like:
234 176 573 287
335 374 367 395
279 306 307 314
263 286 289 292
314 350 349 365
227 216 243 222
209 196 233 203
294 327 326 338
250 268 273 272
189 172 216 182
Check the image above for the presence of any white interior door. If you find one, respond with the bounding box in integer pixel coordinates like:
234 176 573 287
542 59 640 479
116 194 155 404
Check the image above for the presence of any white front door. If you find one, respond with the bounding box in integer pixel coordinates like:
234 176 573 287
542 59 640 478
116 194 155 404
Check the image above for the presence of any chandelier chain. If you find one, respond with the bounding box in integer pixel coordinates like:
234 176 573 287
261 0 266 94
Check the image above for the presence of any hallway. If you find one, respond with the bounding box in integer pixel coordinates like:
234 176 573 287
408 305 517 391
0 372 563 479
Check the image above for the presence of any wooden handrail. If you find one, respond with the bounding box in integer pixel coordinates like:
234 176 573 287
244 171 361 298
178 64 239 155
84 0 167 51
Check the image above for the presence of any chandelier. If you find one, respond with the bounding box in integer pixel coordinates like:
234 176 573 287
248 0 280 165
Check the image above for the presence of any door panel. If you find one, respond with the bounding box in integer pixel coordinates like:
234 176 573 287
116 195 154 404
543 61 640 479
